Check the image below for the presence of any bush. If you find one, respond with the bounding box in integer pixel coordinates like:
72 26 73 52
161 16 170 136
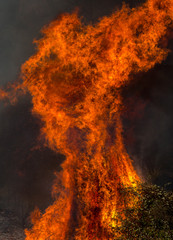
113 182 173 239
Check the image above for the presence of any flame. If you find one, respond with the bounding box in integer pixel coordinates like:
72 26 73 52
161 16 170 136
14 0 173 239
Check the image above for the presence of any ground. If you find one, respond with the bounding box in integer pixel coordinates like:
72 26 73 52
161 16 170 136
0 209 25 240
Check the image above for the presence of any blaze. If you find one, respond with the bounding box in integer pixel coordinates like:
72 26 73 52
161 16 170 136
10 0 173 239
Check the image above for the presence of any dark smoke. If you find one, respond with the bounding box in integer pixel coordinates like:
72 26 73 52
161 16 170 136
0 94 65 224
122 48 173 188
0 0 173 224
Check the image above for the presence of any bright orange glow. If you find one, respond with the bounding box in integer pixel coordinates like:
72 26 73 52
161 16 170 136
11 0 173 239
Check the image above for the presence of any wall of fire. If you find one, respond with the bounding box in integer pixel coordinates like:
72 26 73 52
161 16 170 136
0 0 173 224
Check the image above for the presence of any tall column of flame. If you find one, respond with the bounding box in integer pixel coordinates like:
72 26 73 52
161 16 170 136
20 0 173 239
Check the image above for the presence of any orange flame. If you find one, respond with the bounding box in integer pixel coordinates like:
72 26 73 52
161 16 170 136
14 0 173 239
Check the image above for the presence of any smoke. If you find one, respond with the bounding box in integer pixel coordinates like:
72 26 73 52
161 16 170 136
0 0 73 86
122 54 173 187
0 94 65 224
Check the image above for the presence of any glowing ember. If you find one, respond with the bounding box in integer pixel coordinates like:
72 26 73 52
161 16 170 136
4 0 172 239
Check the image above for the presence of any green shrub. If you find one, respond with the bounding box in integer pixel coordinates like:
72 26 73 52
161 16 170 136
113 182 173 239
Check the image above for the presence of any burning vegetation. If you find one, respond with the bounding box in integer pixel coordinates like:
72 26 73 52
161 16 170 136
1 0 173 239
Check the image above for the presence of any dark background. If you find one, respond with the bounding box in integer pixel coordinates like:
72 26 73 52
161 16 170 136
0 0 173 225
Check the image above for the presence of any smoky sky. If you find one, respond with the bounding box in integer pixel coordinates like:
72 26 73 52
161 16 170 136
0 0 173 221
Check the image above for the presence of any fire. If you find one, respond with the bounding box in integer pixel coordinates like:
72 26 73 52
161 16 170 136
3 0 171 239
